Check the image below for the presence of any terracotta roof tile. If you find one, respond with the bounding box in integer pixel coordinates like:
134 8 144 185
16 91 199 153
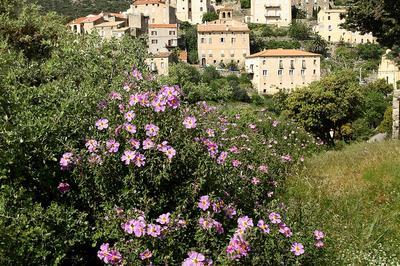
149 24 178 28
247 49 321 58
197 19 249 33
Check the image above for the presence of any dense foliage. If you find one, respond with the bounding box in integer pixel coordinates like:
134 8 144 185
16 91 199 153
343 0 400 62
28 0 131 19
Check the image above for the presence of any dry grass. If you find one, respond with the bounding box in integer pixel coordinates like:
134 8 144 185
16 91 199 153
284 141 400 264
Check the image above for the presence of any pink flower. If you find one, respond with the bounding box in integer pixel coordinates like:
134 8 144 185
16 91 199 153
147 224 161 237
206 128 215 137
85 139 99 153
314 230 325 240
226 235 250 260
57 182 70 194
268 212 281 224
60 152 74 170
183 116 197 129
199 217 214 229
124 123 137 134
258 165 268 173
123 217 146 237
232 160 242 168
107 250 122 265
97 243 110 262
257 220 270 233
143 138 155 150
156 213 170 225
238 216 253 230
290 242 305 256
145 124 159 137
124 111 136 122
106 139 120 153
251 177 260 185
132 68 143 80
272 120 279 127
213 220 224 234
315 240 324 249
217 151 228 165
152 97 166 112
139 249 152 260
121 150 135 165
248 124 257 129
281 155 292 162
198 195 210 211
224 205 237 218
164 146 176 160
129 94 140 106
279 223 292 238
96 118 109 131
133 152 146 167
129 138 140 149
182 251 207 266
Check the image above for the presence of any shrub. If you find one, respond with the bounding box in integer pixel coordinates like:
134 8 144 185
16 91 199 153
58 68 325 264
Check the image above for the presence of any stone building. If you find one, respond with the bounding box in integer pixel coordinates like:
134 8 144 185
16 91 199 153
315 8 375 44
245 49 321 94
148 24 178 53
248 0 292 27
176 0 211 24
197 19 250 67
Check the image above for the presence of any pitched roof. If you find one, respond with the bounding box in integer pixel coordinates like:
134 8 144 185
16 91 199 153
94 21 125 28
133 0 166 5
153 52 172 58
109 12 126 19
149 24 178 28
81 15 103 23
68 16 88 25
247 49 321 58
197 19 249 33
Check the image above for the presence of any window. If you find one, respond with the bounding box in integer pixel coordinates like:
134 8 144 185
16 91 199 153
220 37 224 43
301 69 305 76
262 70 268 76
200 7 203 11
328 36 331 42
289 69 294 75
302 60 306 69
201 38 205 43
328 15 331 20
151 40 158 44
263 60 266 65
169 31 175 35
161 62 165 68
313 59 317 65
151 31 157 36
290 60 294 69
278 69 283 75
279 60 283 69
313 69 316 75
328 25 332 31
231 38 235 43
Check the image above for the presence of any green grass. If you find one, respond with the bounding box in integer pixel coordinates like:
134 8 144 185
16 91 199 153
283 141 400 264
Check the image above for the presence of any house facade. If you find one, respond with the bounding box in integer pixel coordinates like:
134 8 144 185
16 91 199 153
248 0 292 27
146 52 173 75
127 0 177 26
245 49 321 94
315 8 375 43
176 0 211 24
148 24 178 53
197 19 250 67
378 50 400 86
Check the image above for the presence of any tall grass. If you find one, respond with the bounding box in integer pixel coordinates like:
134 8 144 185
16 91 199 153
283 141 400 264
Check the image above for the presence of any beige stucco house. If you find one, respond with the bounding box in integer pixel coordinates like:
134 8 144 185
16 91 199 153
245 49 321 94
197 19 250 67
176 0 211 24
127 0 177 28
148 24 178 53
146 52 173 76
248 0 292 27
68 14 104 35
378 50 400 86
315 8 375 44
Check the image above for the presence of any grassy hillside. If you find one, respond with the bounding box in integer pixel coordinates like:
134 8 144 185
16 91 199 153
29 0 131 19
284 141 400 264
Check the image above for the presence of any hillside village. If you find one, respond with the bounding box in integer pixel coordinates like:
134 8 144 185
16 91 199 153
66 0 398 95
2 0 400 264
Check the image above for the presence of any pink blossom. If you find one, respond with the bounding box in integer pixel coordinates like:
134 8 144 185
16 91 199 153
109 91 122 100
139 249 152 260
106 139 120 153
199 217 214 229
232 160 242 168
97 243 110 262
124 111 136 122
238 216 253 230
258 165 268 173
290 242 304 256
123 217 146 237
251 177 260 185
133 152 146 167
85 139 99 153
60 152 74 170
198 195 210 211
145 124 159 137
206 128 215 137
124 123 137 134
147 224 161 237
164 147 176 160
314 230 325 240
279 223 293 238
257 220 270 233
129 138 140 149
272 120 279 127
156 213 170 225
217 152 228 165
143 138 155 150
182 251 208 266
183 116 197 129
268 212 281 224
121 150 135 165
57 182 70 194
226 235 250 260
315 240 324 248
96 118 109 131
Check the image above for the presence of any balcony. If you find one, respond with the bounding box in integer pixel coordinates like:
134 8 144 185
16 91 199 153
265 11 281 18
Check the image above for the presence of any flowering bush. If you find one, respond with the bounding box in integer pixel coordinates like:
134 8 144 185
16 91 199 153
58 68 325 264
